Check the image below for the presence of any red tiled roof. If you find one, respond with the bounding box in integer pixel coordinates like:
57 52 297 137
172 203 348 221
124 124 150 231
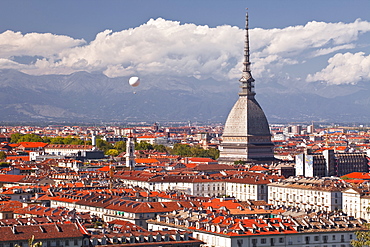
45 144 93 149
19 142 48 148
0 200 23 212
135 158 159 164
342 172 370 180
0 223 85 241
137 135 156 139
0 174 26 183
187 157 217 163
6 155 30 161
250 166 269 171
97 166 111 172
8 143 20 148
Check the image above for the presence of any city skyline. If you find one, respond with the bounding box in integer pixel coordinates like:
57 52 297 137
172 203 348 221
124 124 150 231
0 0 369 87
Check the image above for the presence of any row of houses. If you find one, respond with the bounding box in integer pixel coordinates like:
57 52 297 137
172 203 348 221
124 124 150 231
148 209 364 247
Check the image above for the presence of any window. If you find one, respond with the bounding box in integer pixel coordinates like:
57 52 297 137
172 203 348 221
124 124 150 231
65 240 69 246
314 236 319 241
323 236 328 243
279 237 284 243
270 238 275 246
332 235 336 240
350 234 353 239
237 240 243 247
74 240 78 245
261 238 266 244
288 237 293 245
305 236 310 244
252 239 257 247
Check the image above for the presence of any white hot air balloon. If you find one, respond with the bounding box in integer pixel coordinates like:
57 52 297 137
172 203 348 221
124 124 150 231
128 76 140 87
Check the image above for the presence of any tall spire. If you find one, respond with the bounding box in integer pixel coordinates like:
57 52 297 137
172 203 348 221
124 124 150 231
218 10 274 165
239 11 255 96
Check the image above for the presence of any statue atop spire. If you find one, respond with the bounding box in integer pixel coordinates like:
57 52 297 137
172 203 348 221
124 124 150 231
239 11 255 96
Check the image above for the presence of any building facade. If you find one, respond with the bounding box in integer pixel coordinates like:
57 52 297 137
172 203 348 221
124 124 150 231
342 187 370 222
148 208 364 247
268 177 346 211
296 150 369 177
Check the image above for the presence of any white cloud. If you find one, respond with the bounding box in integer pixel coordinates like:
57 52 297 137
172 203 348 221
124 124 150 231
0 30 85 58
307 52 370 85
254 19 369 56
0 18 369 84
0 58 27 69
310 44 356 57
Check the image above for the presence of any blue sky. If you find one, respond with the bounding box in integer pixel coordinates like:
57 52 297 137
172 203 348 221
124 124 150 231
0 0 369 85
2 0 369 40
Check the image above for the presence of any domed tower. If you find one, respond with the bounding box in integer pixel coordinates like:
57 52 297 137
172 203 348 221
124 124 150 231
218 12 274 164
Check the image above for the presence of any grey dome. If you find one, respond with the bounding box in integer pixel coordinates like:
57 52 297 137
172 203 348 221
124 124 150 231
223 96 271 138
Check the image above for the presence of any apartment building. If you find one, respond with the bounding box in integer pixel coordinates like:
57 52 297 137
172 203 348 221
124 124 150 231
148 208 364 247
268 177 347 211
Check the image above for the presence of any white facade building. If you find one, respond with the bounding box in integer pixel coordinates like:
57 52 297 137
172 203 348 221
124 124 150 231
342 187 370 222
116 171 277 201
44 144 94 156
148 209 364 247
268 177 346 211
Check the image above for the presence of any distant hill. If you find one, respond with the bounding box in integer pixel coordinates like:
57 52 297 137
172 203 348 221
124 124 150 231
0 69 369 124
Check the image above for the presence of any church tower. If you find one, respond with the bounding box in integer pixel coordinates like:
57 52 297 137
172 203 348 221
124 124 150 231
125 132 136 170
218 12 274 164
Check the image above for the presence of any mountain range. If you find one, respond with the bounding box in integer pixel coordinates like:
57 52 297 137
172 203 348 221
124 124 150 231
0 69 369 125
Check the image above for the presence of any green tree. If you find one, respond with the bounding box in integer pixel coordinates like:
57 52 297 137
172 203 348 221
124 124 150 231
65 137 84 145
15 235 42 247
351 223 370 246
63 136 74 144
153 144 168 153
234 160 246 165
42 136 51 143
106 149 119 157
206 148 220 160
10 133 24 143
96 139 113 153
18 134 43 143
0 162 10 167
135 141 154 151
170 144 192 157
190 146 207 157
0 151 6 160
50 137 65 144
114 141 126 153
